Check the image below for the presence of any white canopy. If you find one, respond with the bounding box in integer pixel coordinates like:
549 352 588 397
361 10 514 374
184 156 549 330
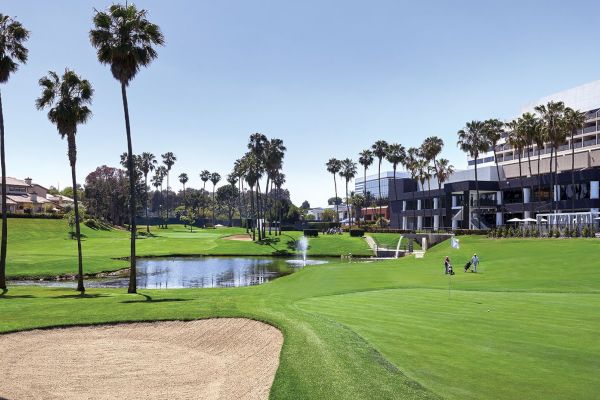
507 218 522 222
539 218 548 222
522 217 537 222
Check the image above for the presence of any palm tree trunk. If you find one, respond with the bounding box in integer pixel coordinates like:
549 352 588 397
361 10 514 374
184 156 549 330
0 90 7 292
393 165 401 229
549 146 554 215
518 150 524 211
493 148 501 182
256 180 262 240
144 173 150 233
264 176 270 237
377 160 382 226
67 135 84 294
165 172 169 228
527 144 533 177
333 173 339 223
121 82 137 294
554 144 559 214
250 186 256 241
571 130 575 212
474 158 480 229
212 185 216 226
346 180 351 230
536 149 541 205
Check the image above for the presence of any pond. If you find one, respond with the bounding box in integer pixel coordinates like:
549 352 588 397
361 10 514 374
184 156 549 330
14 257 329 289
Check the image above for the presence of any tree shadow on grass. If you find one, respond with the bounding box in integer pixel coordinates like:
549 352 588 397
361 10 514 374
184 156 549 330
120 292 190 304
0 294 36 300
53 293 110 299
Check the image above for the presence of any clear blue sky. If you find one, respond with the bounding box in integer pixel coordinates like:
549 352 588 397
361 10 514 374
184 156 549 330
3 0 600 206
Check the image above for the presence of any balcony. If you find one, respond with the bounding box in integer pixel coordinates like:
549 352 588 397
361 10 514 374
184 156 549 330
583 125 597 134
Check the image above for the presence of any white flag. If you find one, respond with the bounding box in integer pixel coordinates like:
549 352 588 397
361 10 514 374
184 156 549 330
451 237 460 249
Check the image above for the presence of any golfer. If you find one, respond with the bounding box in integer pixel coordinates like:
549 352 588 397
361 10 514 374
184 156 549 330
471 253 479 273
444 256 452 274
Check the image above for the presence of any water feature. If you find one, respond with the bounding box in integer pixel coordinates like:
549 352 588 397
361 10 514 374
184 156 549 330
13 256 329 289
285 236 328 267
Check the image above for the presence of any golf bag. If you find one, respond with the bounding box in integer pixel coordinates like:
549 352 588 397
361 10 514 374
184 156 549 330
464 261 472 272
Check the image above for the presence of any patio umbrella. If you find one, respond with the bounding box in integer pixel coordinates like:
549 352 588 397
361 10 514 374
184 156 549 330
595 217 600 220
522 217 537 223
539 218 548 223
507 218 522 223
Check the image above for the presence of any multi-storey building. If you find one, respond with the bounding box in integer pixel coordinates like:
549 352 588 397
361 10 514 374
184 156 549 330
389 81 600 230
355 171 409 200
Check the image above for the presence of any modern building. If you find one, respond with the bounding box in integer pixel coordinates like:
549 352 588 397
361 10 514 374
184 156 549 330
307 204 352 222
355 171 409 200
389 81 600 230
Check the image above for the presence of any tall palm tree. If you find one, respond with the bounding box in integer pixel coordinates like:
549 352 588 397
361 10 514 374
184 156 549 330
161 152 176 227
90 3 164 294
435 159 455 189
273 172 285 235
233 159 247 230
264 138 286 236
244 153 260 240
200 170 211 190
415 157 431 230
150 171 163 220
179 172 189 208
36 69 93 294
457 120 489 229
339 158 357 229
483 119 505 183
563 107 586 212
404 148 420 230
248 133 268 239
507 119 526 209
358 149 374 203
385 144 405 228
325 158 342 223
140 152 157 233
520 113 539 177
535 101 565 214
154 166 167 225
210 172 221 225
371 140 389 221
0 14 29 292
421 136 444 189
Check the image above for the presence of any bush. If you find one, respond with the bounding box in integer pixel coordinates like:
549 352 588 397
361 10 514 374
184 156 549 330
83 218 111 230
349 229 365 237
4 213 63 219
303 229 319 237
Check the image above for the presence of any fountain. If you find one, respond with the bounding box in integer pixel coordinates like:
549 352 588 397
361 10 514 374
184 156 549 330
286 236 327 267
298 236 308 264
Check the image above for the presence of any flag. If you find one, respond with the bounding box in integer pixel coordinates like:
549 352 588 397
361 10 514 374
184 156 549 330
451 237 460 249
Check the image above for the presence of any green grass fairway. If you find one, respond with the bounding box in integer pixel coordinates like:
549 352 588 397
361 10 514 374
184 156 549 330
2 234 599 399
3 219 371 278
368 232 421 250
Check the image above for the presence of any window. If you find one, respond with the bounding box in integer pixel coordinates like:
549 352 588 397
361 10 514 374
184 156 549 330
559 183 590 201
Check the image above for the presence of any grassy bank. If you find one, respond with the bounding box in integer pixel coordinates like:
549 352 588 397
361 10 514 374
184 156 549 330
367 232 421 250
1 236 599 399
3 219 371 278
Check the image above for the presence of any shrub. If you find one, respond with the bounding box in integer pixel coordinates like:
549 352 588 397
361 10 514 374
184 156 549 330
303 229 319 237
349 229 365 237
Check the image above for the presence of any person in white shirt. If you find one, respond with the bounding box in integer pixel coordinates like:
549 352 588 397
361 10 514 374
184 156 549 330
471 253 479 273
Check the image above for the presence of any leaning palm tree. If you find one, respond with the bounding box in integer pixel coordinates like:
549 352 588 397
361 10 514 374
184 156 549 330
161 152 176 226
421 136 444 189
483 119 505 182
563 107 586 212
457 121 489 229
90 3 164 294
36 69 93 294
415 158 431 230
179 172 189 208
371 140 389 220
325 158 342 222
535 101 565 214
0 14 29 292
140 152 157 233
339 158 357 229
385 143 405 228
210 172 221 225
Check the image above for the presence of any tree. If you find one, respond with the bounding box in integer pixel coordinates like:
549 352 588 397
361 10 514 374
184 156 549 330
217 184 239 226
210 172 221 225
507 118 526 208
300 200 310 210
0 14 29 292
85 165 129 225
483 119 505 183
90 3 164 294
161 152 176 227
371 140 389 220
520 113 539 178
153 166 167 225
563 107 586 212
248 133 268 239
358 149 374 198
421 136 444 189
322 208 336 222
264 138 286 235
404 148 420 230
200 170 211 191
179 172 189 208
535 101 566 214
325 158 342 222
385 143 406 228
273 172 286 235
435 159 455 190
140 152 157 233
339 158 357 228
457 120 489 229
327 197 342 205
36 69 93 294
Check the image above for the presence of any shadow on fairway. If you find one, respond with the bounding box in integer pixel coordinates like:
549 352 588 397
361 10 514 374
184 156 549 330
119 293 190 304
53 293 110 299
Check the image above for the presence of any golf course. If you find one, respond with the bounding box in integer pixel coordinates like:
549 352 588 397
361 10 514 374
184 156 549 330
1 220 599 399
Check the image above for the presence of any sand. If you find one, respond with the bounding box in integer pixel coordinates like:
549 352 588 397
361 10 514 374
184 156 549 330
0 318 283 400
222 234 253 241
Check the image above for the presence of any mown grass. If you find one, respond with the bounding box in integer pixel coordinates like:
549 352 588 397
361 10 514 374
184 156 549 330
368 232 421 250
1 231 599 399
3 219 371 278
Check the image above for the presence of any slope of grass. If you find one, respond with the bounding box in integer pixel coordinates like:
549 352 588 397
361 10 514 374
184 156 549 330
1 235 599 399
367 232 421 250
3 219 371 278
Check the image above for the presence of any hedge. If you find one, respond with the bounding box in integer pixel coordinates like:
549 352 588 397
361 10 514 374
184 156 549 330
303 229 319 237
350 229 365 237
3 213 63 219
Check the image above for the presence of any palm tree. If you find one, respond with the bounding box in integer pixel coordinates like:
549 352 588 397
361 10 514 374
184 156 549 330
150 171 163 220
457 121 489 229
404 148 420 230
161 152 176 227
90 3 164 294
179 172 189 207
339 159 357 229
435 159 455 189
358 149 374 204
36 69 93 294
563 107 586 212
483 119 505 183
520 113 539 177
371 140 389 221
264 138 286 236
248 133 268 239
535 101 565 214
415 158 431 230
0 14 29 292
385 144 406 228
273 172 286 235
244 153 260 240
232 159 247 230
421 136 444 189
154 166 167 226
210 172 221 225
140 152 157 233
325 158 342 223
507 119 526 209
200 170 211 190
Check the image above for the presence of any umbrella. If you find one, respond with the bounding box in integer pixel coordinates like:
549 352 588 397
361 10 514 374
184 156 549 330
539 218 548 223
507 218 522 223
522 217 537 223
595 217 600 220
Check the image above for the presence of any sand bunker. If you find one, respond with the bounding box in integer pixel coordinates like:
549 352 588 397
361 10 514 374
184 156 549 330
0 318 283 400
222 234 253 241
